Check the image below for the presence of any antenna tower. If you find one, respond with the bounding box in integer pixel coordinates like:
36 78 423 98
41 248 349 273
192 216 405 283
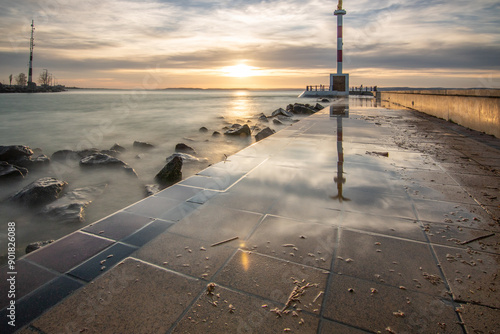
28 20 35 87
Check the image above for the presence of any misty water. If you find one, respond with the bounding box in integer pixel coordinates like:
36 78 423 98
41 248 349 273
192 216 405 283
0 89 319 263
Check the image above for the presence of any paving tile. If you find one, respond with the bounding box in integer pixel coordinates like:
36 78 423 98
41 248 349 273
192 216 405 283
243 215 337 270
0 260 57 310
322 274 462 333
405 183 477 204
340 212 426 242
335 230 449 297
31 258 204 334
179 174 239 191
434 245 500 308
0 276 83 334
134 232 236 280
399 169 460 185
270 195 342 225
68 243 138 282
172 284 320 333
158 201 202 222
155 184 205 201
167 205 263 244
319 319 370 334
214 250 329 315
83 211 154 241
423 222 500 254
413 199 495 228
26 232 114 273
121 219 173 247
123 195 182 218
206 178 280 214
342 190 416 219
459 303 500 334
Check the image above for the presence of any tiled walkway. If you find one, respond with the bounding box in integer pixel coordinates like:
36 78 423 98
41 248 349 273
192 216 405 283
2 100 499 333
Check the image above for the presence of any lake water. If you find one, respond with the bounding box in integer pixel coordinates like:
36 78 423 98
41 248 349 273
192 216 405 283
0 89 319 262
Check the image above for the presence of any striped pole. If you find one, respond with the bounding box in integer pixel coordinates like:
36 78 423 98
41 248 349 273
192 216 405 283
334 8 346 74
28 20 35 87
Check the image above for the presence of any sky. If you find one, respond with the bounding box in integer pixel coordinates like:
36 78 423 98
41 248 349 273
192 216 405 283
0 0 499 89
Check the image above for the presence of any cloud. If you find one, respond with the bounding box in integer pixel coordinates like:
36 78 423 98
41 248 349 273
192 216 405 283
0 0 499 88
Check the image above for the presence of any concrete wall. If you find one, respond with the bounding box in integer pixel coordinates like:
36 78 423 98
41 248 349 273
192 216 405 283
379 90 500 138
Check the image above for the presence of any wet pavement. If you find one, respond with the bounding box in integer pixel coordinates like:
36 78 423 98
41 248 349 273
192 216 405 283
1 98 499 333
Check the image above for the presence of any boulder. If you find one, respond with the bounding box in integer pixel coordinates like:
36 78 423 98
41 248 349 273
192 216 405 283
212 131 221 137
292 104 317 114
10 177 67 206
51 150 80 161
78 148 101 158
79 153 137 176
110 143 126 153
166 153 207 163
0 161 28 180
271 108 294 118
155 156 183 185
26 240 54 254
273 119 283 125
199 126 209 132
145 184 160 197
255 127 276 142
41 184 107 223
15 154 51 169
320 98 330 102
0 145 33 163
277 115 294 122
80 153 128 168
175 143 196 154
258 113 269 122
224 124 251 137
314 103 325 110
133 141 155 150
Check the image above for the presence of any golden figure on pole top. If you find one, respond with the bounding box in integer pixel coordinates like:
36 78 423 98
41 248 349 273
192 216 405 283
338 0 343 10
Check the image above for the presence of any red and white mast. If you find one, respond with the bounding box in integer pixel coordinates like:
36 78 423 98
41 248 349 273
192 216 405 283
334 1 346 75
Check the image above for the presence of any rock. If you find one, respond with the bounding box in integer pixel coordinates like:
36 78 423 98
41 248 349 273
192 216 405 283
271 108 294 118
100 149 120 157
320 98 330 102
110 143 126 152
277 115 294 122
41 184 107 223
286 104 294 113
26 240 54 254
314 103 325 110
15 154 51 169
231 124 242 129
10 177 67 206
166 153 207 163
199 126 209 132
175 143 196 154
0 161 28 180
273 119 283 125
133 141 155 150
80 153 128 168
145 184 160 196
224 124 251 137
255 127 276 142
212 131 221 137
79 153 137 176
292 104 317 114
78 148 101 158
51 150 80 161
155 156 183 185
0 145 33 163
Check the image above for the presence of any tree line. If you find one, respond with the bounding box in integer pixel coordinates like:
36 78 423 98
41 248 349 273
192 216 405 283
7 72 53 86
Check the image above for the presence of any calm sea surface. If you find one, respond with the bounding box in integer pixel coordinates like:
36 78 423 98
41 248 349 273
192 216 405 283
0 89 317 261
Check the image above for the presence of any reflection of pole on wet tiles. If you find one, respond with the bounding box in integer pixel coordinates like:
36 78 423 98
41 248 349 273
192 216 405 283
211 236 239 247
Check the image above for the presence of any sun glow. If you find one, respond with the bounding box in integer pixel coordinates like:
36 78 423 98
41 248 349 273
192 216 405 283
221 64 258 77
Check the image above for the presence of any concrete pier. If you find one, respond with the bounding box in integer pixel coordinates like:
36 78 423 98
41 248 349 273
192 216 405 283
380 89 500 138
1 98 499 333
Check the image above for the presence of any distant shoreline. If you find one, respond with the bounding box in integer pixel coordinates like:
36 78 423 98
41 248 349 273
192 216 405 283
0 84 66 94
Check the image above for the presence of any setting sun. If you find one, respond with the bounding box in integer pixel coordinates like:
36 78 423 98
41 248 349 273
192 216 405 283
221 64 258 77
